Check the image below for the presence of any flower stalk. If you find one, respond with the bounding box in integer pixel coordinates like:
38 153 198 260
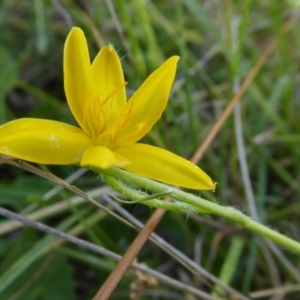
100 167 300 255
103 174 209 214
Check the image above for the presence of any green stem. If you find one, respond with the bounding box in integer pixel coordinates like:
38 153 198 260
99 167 300 254
103 174 209 214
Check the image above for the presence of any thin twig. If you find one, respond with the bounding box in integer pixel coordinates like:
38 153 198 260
74 0 105 48
250 283 300 299
0 157 140 234
191 17 296 162
0 187 108 236
92 207 169 300
0 157 248 298
105 0 132 60
51 0 73 28
234 99 259 221
0 206 217 300
100 194 250 300
190 38 276 163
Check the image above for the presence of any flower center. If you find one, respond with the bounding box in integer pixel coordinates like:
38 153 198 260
82 82 127 141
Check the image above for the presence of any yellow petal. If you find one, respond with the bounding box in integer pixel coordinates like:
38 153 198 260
0 119 91 164
64 27 94 134
110 56 179 146
81 145 129 169
115 143 216 190
92 46 126 123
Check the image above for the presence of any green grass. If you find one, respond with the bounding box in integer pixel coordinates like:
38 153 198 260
1 1 300 299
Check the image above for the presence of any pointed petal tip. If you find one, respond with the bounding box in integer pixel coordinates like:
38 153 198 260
212 181 217 192
164 56 180 67
64 27 88 59
115 144 216 190
170 55 180 62
163 56 180 69
193 165 216 191
66 27 85 44
186 172 216 191
111 54 180 146
102 44 116 52
93 45 120 65
69 27 84 36
206 180 217 192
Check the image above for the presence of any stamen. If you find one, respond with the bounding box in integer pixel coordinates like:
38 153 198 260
82 82 128 142
128 121 148 139
93 95 100 121
119 102 134 129
82 93 99 139
83 93 91 125
102 82 128 106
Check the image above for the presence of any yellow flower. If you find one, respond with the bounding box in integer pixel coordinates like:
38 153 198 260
0 27 215 190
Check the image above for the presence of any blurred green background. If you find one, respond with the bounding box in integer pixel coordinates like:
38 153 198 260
1 0 300 299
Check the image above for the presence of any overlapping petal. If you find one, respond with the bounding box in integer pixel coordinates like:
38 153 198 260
114 143 216 190
81 145 129 169
109 56 179 146
64 27 93 134
92 46 126 123
0 119 91 164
